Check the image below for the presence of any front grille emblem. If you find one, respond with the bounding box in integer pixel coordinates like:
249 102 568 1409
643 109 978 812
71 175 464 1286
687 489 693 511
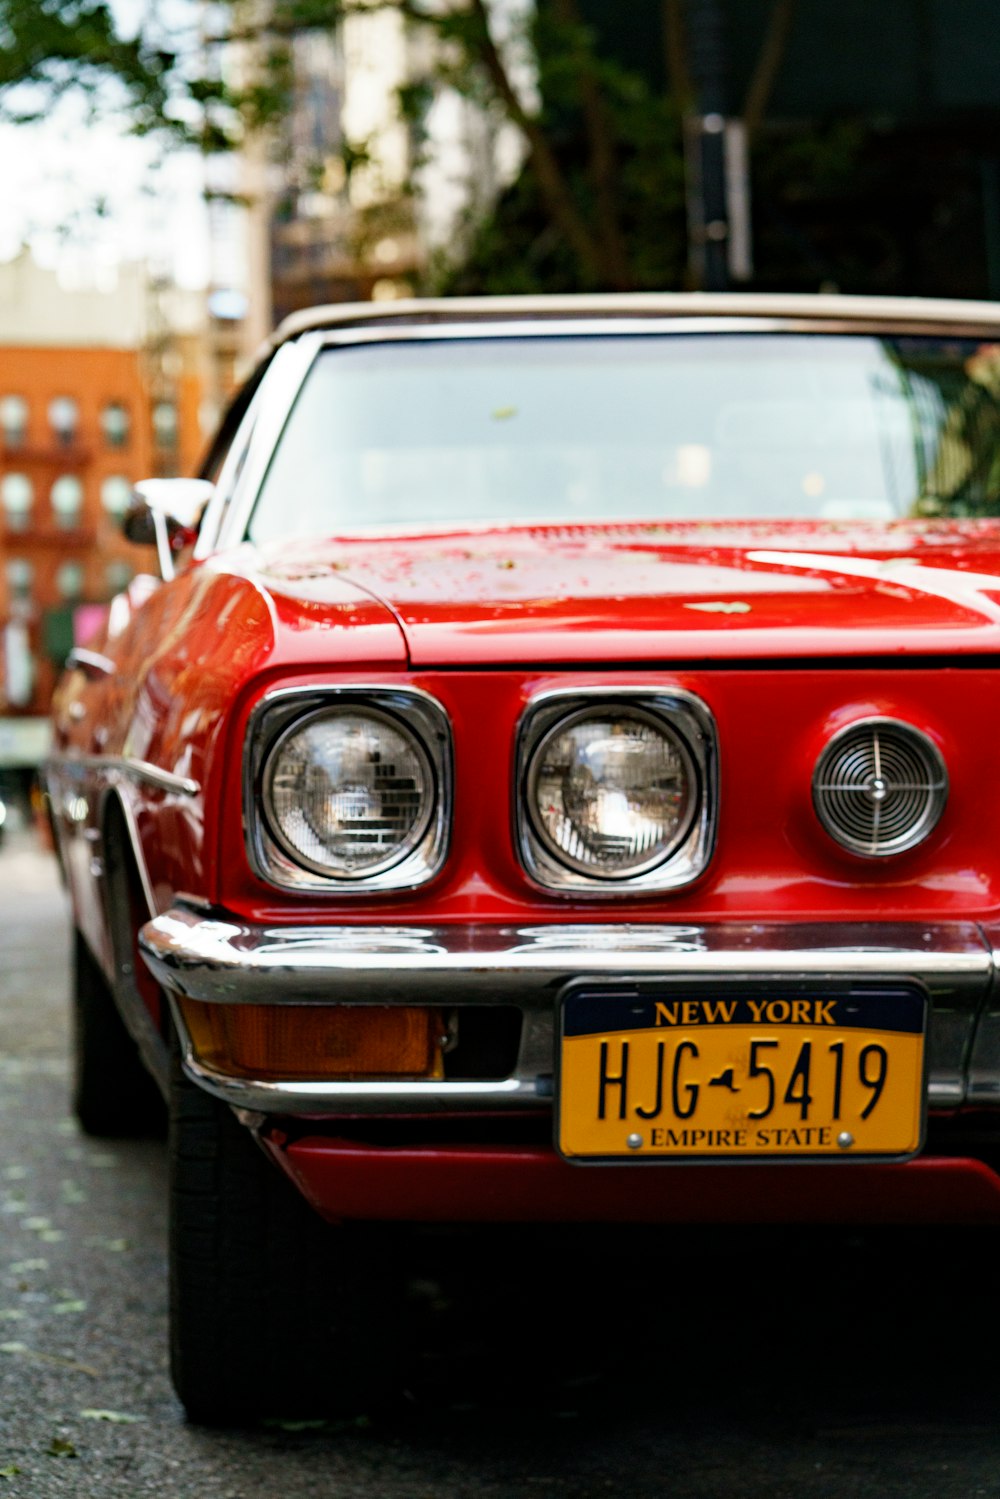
812 718 947 858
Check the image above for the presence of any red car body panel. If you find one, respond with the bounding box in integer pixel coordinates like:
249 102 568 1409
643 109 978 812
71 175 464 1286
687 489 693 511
268 1133 1000 1226
54 517 1000 945
208 659 1000 926
257 519 1000 667
52 557 406 997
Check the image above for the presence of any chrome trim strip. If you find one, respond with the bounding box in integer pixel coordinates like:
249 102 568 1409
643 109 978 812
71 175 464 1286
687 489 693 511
46 752 200 798
197 334 321 557
182 1049 532 1114
311 315 1000 346
66 647 115 677
140 911 995 1004
317 318 794 346
208 333 325 554
117 757 200 797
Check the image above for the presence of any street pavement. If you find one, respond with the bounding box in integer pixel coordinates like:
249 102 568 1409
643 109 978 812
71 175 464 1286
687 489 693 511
0 828 999 1496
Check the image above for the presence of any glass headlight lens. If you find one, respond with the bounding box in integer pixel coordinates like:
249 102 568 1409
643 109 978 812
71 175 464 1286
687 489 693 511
527 708 697 877
264 707 434 878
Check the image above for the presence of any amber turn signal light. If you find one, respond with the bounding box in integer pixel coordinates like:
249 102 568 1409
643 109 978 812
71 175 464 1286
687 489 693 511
178 1000 445 1081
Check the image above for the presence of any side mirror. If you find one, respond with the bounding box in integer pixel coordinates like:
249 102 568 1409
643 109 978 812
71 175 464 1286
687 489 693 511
123 478 215 581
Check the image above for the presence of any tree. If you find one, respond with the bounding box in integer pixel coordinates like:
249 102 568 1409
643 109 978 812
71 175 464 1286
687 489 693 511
0 0 799 293
0 1 177 135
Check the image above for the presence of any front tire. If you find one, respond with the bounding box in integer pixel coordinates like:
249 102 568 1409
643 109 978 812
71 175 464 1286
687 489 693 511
72 928 165 1138
169 1051 399 1424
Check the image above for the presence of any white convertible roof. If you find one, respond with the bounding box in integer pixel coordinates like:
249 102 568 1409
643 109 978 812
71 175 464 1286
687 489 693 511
267 290 1000 355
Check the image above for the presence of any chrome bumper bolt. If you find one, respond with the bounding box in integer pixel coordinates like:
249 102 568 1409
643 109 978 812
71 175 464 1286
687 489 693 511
837 1131 855 1150
626 1133 644 1150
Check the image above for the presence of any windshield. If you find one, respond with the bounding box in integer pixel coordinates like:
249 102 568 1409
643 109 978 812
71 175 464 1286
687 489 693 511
247 333 1000 542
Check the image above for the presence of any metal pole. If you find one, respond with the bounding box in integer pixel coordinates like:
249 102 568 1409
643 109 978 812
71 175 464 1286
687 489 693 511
683 0 730 291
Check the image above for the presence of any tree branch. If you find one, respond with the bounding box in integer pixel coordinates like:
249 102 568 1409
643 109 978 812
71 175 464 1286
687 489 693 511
662 0 693 111
742 0 797 138
464 0 604 284
551 0 632 289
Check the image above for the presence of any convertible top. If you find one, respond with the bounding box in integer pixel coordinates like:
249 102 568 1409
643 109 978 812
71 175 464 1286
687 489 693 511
264 289 1000 359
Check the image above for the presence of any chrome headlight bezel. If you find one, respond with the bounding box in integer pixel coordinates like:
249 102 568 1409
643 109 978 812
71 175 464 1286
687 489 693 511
515 688 718 895
245 686 452 894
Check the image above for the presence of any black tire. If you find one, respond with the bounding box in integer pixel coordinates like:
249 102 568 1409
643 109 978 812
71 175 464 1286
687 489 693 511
169 1049 400 1424
72 929 166 1138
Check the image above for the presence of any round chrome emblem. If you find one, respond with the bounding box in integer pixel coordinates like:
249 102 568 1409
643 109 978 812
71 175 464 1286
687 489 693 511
812 718 947 858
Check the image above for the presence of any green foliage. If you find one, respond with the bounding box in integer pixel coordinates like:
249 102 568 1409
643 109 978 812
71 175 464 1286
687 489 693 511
0 0 692 292
440 4 687 292
443 96 687 294
0 0 694 293
0 0 177 136
9 0 971 300
0 0 778 296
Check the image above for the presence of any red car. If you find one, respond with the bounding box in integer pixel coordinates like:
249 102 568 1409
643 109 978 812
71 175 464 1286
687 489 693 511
48 293 1000 1420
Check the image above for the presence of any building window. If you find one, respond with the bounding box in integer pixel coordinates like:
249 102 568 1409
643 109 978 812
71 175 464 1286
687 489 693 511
49 395 79 446
6 558 33 600
153 400 178 449
105 560 133 596
101 402 130 448
51 475 84 529
56 561 85 601
100 474 132 518
0 395 28 447
1 473 33 529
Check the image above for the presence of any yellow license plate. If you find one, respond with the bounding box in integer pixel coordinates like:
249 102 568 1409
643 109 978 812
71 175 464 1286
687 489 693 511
557 986 926 1161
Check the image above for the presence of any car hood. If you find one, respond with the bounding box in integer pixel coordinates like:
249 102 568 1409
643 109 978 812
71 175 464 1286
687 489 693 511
254 519 1000 666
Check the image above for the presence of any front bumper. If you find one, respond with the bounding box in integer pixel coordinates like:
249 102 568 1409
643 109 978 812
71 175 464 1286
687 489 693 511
140 905 1000 1117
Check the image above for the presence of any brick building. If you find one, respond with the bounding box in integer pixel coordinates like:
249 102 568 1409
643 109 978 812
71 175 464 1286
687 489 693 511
0 253 205 761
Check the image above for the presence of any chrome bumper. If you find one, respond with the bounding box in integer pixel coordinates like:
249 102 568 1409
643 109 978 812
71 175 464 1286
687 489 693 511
139 905 1000 1118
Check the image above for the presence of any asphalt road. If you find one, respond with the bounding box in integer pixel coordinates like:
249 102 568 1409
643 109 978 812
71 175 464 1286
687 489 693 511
1 828 999 1497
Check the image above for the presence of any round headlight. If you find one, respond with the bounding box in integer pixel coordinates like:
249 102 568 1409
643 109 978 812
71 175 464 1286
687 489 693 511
526 707 698 878
263 707 434 878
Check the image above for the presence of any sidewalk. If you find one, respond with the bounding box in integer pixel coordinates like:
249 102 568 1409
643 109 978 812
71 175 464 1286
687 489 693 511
0 828 61 905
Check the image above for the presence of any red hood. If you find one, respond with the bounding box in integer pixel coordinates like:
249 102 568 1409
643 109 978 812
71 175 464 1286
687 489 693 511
254 519 1000 666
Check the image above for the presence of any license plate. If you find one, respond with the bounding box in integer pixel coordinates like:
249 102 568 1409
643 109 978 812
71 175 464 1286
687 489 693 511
557 985 927 1162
